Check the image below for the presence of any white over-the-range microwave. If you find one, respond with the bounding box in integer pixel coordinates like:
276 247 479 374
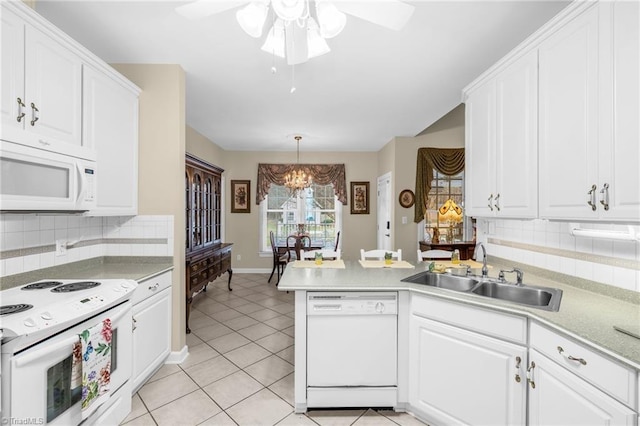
0 140 97 212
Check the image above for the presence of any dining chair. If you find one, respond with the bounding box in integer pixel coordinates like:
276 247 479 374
360 249 402 261
333 231 341 251
302 249 342 261
269 231 290 285
417 249 452 262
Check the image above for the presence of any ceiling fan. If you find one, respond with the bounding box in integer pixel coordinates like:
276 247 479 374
175 0 415 65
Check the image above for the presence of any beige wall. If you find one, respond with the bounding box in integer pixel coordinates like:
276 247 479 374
385 103 466 261
223 150 378 265
111 64 187 352
186 126 226 167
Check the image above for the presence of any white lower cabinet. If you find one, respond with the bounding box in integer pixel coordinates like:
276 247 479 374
408 295 527 425
528 349 636 426
131 271 172 394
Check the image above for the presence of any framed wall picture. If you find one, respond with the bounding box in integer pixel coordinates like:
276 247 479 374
399 189 415 208
350 181 370 214
231 180 250 213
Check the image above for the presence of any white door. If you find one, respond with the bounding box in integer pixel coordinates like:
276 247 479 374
83 65 139 216
24 24 84 156
528 349 637 426
1 7 25 136
409 315 527 426
538 4 600 219
377 173 392 250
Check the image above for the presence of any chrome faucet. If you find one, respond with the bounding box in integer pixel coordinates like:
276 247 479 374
474 242 489 278
499 268 524 285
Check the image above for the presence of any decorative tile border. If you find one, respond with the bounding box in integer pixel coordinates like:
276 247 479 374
488 238 640 270
0 238 168 260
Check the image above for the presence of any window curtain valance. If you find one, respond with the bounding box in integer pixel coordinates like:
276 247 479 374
256 163 347 205
414 148 465 223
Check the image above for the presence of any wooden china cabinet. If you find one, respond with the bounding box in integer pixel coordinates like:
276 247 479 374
185 154 233 333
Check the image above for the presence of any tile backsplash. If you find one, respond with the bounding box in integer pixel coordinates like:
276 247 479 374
476 218 640 292
0 214 174 277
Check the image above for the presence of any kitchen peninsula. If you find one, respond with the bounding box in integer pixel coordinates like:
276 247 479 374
278 259 640 425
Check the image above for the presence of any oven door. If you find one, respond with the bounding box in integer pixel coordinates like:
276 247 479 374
8 302 132 425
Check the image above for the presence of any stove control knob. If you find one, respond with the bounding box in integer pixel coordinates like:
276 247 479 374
41 311 53 320
375 302 385 313
24 318 37 327
113 286 123 293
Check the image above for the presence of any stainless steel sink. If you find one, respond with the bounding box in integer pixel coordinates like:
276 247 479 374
401 272 479 292
402 271 563 311
471 281 562 311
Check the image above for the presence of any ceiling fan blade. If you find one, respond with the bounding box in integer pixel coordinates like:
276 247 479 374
285 23 309 65
334 0 415 31
175 0 247 20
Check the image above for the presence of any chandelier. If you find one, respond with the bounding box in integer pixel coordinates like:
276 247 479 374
236 0 347 64
284 136 312 195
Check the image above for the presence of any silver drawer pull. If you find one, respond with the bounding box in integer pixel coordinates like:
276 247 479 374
557 346 587 365
148 283 160 291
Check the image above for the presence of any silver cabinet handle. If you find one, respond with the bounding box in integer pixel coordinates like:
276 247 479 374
148 283 160 291
557 346 587 365
494 193 501 211
587 184 597 211
132 317 137 331
488 194 494 211
16 97 26 122
526 361 536 389
514 356 522 383
30 102 39 126
599 183 609 211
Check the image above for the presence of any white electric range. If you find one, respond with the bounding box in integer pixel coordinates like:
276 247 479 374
1 278 137 425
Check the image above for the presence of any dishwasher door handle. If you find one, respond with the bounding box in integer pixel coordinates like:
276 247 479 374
312 304 342 311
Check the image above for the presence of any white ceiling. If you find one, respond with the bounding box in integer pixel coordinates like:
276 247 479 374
35 0 569 152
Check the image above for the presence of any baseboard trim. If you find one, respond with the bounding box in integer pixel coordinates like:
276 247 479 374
165 345 188 364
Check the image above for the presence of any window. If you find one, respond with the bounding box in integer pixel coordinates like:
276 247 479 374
261 183 342 252
425 171 467 242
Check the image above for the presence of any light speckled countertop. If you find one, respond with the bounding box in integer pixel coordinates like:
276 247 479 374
278 257 640 371
0 256 174 290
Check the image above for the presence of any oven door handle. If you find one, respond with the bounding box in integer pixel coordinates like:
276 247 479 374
14 335 81 368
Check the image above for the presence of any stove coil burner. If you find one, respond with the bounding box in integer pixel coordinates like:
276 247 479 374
51 281 101 293
0 304 34 316
21 281 64 290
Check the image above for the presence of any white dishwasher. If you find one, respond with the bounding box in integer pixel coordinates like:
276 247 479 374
306 292 398 408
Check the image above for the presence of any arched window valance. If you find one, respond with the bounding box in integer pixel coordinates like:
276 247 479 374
414 148 465 223
256 163 347 205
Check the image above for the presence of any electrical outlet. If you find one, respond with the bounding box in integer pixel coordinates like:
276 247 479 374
55 240 67 256
236 254 241 261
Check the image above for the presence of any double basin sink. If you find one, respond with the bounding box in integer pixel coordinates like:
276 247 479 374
401 271 563 311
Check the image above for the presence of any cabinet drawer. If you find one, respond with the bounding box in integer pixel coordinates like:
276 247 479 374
190 258 208 274
132 270 172 306
530 322 637 407
411 294 527 344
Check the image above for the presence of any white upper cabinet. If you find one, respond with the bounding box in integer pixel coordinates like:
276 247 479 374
539 1 640 221
84 65 139 216
1 4 88 160
465 50 538 218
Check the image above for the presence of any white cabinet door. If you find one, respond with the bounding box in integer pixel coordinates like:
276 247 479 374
465 79 495 217
598 0 640 221
83 65 139 216
1 7 26 135
132 286 171 393
1 2 89 160
495 50 538 218
538 5 601 219
528 349 637 426
409 315 527 426
24 25 84 155
465 50 538 218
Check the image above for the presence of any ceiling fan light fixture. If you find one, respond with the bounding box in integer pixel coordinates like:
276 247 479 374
316 2 346 39
236 1 269 38
271 0 306 22
261 19 286 58
307 18 331 59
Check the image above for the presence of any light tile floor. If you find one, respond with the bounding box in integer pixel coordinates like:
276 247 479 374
122 273 427 426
